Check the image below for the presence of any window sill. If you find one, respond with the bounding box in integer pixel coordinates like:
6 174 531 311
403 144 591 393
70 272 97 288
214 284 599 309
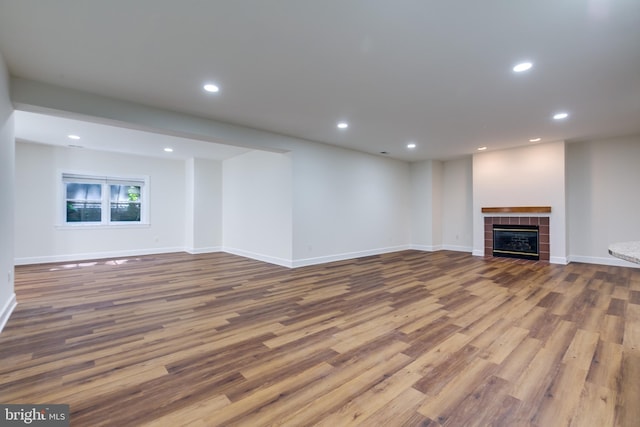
55 223 150 230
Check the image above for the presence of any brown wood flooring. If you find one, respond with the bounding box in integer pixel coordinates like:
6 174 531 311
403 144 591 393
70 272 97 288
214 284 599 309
1 250 640 426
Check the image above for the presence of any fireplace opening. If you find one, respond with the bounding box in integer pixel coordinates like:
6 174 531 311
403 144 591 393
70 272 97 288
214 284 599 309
493 224 539 261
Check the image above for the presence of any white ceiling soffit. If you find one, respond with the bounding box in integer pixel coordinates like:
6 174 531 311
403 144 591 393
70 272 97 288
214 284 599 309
1 1 639 161
14 110 251 161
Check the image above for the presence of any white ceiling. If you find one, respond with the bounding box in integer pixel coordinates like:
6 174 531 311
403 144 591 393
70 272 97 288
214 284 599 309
1 0 639 162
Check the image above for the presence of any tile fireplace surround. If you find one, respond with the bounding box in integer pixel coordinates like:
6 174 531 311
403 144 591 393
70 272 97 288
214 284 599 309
484 215 550 262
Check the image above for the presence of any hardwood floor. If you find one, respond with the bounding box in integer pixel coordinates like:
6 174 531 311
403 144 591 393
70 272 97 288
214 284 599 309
1 250 639 426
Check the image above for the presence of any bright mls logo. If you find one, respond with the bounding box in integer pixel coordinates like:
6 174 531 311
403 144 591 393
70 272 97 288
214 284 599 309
1 404 69 426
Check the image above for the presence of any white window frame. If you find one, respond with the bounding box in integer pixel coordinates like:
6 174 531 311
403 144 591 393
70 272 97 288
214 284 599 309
58 171 150 229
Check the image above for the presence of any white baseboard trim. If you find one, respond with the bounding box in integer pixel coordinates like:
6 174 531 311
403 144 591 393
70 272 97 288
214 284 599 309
410 244 442 252
14 244 412 269
412 245 472 253
223 247 293 268
21 246 632 273
0 293 17 334
14 247 185 265
550 256 569 265
569 255 640 268
292 245 411 268
441 245 473 253
413 244 474 252
185 246 223 255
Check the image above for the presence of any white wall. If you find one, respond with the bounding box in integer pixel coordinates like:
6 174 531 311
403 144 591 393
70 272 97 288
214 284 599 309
292 144 411 266
472 141 568 263
15 139 413 269
222 150 293 266
185 158 222 253
14 142 187 263
13 80 415 268
432 161 443 249
185 159 196 251
410 161 432 249
567 135 640 267
411 157 473 253
442 157 473 252
410 160 443 251
0 51 16 333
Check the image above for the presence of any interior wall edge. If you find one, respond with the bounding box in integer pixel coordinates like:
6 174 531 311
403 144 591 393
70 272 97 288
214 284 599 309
0 293 17 334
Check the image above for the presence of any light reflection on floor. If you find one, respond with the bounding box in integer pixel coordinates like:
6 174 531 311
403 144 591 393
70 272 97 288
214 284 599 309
48 258 137 271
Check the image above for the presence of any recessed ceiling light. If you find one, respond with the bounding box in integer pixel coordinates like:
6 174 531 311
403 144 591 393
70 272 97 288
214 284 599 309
513 62 533 72
337 122 348 129
68 134 80 140
407 143 416 149
477 146 487 151
553 112 569 120
529 138 542 142
164 148 174 152
203 84 219 93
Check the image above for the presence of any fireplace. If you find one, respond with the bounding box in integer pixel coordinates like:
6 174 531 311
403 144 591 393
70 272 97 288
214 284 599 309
483 214 550 261
493 224 539 260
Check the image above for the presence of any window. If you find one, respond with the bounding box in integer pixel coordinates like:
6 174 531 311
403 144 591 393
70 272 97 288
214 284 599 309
66 182 102 222
109 184 142 222
61 173 148 226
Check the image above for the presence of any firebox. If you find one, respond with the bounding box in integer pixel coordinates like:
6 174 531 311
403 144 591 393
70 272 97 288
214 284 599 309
492 224 539 260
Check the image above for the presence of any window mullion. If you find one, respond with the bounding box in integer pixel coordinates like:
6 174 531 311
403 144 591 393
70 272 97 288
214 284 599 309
103 183 110 225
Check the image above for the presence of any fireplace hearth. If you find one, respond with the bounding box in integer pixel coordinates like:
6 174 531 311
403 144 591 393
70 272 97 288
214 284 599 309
493 224 539 260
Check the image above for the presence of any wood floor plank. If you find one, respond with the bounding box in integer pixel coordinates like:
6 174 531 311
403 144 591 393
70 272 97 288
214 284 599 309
562 328 600 371
616 350 640 427
138 394 231 427
530 363 589 427
586 339 623 391
623 303 640 350
508 319 576 402
356 387 427 426
495 337 543 382
416 357 498 422
198 362 336 426
480 325 530 365
313 366 422 427
436 375 520 427
570 382 616 427
270 352 411 427
601 313 626 344
1 250 639 425
403 332 473 377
